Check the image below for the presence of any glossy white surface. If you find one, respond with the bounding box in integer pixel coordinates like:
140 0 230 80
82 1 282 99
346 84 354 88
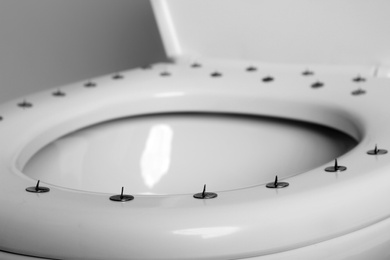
24 113 355 194
0 60 389 259
152 0 390 66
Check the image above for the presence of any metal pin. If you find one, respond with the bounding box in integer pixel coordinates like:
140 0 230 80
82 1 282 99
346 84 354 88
141 64 152 70
325 159 347 172
302 70 314 76
160 71 171 77
191 63 202 68
109 187 134 202
193 184 218 199
351 89 366 95
52 90 66 97
353 75 366 82
311 81 324 88
26 180 50 193
266 175 289 188
367 144 388 155
211 72 222 77
84 81 97 88
112 73 123 80
262 76 274 82
18 100 33 109
246 66 257 72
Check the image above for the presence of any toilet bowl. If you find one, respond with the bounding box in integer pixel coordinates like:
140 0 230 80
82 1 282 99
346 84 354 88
2 0 390 259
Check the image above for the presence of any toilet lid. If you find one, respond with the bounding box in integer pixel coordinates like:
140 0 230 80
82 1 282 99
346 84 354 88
152 0 390 66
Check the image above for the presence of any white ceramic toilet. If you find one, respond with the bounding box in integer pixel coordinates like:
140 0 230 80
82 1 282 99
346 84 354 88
2 0 390 259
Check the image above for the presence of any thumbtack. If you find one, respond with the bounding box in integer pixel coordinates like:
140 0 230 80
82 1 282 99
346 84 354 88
18 100 33 109
52 90 66 97
266 175 289 189
112 73 123 80
325 159 347 172
353 75 366 82
302 70 314 76
109 187 134 202
246 66 257 72
351 89 366 95
84 81 97 88
160 71 171 77
191 62 202 68
141 64 152 70
262 76 274 82
367 144 388 155
311 81 324 88
193 184 218 199
211 71 222 77
26 180 50 193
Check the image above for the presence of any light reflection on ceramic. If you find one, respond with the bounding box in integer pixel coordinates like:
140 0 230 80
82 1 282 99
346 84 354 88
173 226 240 239
141 124 173 188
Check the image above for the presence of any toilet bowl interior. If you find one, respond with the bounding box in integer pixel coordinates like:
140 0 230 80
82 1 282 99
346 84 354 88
23 112 357 195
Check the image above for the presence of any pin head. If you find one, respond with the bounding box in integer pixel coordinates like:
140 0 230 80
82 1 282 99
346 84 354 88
84 81 96 88
266 176 289 189
352 89 366 95
18 100 33 108
109 187 134 202
191 63 202 68
311 81 324 88
112 74 123 80
160 71 171 77
211 72 222 77
193 185 218 199
325 159 347 172
246 66 257 72
262 76 274 82
26 180 50 193
52 90 66 97
367 145 388 155
302 70 314 76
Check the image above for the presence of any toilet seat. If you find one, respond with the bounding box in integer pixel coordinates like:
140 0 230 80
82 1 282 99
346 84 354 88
1 60 390 259
3 0 390 258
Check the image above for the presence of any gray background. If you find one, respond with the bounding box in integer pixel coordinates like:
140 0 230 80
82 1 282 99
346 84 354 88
0 0 167 103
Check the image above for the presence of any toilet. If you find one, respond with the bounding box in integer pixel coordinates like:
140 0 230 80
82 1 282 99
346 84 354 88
2 0 390 259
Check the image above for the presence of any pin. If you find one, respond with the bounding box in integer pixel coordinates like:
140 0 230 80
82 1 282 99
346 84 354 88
302 70 314 76
18 100 33 109
141 64 152 70
26 180 50 193
52 90 66 97
351 89 366 95
367 144 388 155
109 187 134 202
246 66 257 72
84 81 97 88
325 159 347 172
160 71 171 77
266 175 289 189
353 75 366 82
191 63 202 68
311 81 324 88
0 116 2 121
211 72 222 77
112 73 123 80
193 184 218 199
262 76 274 82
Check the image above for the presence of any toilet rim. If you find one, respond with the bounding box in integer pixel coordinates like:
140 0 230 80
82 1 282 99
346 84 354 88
1 61 390 259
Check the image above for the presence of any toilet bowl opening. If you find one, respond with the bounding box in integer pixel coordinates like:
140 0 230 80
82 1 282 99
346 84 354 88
22 112 357 195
